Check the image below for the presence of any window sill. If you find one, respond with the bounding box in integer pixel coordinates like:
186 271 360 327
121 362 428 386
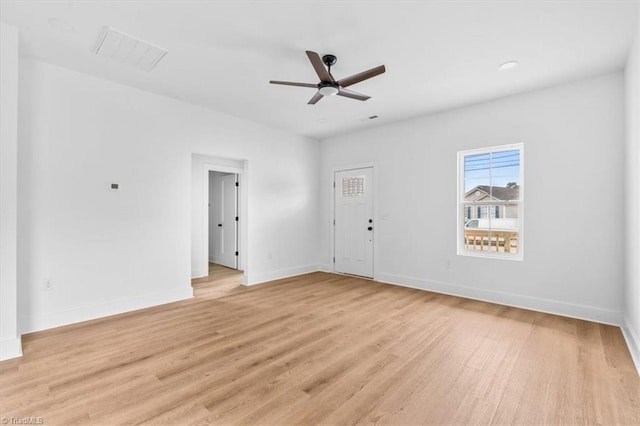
457 250 524 261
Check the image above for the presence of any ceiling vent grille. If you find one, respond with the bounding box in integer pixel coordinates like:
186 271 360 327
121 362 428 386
94 27 168 72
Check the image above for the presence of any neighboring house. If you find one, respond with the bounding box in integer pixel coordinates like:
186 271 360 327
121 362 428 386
464 185 519 229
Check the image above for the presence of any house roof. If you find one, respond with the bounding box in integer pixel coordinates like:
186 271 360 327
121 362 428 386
465 185 519 201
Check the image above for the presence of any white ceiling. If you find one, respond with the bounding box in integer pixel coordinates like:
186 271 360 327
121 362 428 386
1 1 638 140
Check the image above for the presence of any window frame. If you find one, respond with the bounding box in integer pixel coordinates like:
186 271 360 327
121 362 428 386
457 143 524 260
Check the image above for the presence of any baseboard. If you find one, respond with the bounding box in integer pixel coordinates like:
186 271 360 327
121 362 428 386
22 286 193 334
317 263 333 273
245 264 322 286
0 336 22 361
621 319 640 376
376 272 622 326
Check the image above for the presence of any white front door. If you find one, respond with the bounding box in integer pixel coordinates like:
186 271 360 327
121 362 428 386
212 173 238 269
334 167 374 278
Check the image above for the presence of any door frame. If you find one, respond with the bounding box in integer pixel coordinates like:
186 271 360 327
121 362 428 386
203 162 247 283
330 162 378 279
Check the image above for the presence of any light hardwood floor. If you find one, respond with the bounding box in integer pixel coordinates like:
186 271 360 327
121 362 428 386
1 272 638 425
191 263 244 299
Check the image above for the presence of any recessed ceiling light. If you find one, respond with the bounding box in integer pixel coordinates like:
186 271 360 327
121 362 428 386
498 61 519 71
48 18 75 32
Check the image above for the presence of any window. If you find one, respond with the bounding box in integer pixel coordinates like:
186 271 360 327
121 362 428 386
342 176 365 197
458 144 523 259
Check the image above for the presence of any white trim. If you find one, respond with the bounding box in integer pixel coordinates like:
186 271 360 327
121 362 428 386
459 250 526 262
621 319 640 376
376 272 622 326
330 162 378 278
457 142 524 156
204 164 243 175
21 287 193 334
457 143 524 261
245 264 322 286
0 336 22 360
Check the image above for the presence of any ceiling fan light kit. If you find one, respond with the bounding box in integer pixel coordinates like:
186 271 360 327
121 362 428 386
318 83 339 96
270 50 386 104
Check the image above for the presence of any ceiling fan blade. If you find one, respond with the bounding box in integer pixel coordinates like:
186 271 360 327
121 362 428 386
337 88 371 101
338 65 386 88
306 51 332 82
269 80 317 88
307 91 324 105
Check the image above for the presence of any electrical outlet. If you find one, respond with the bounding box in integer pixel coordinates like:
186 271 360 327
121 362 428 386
44 280 54 291
445 260 452 270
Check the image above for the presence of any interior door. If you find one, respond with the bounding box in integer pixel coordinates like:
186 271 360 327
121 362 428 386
216 173 238 269
334 167 374 278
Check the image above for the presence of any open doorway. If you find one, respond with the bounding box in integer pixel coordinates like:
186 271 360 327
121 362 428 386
197 168 243 297
191 154 246 297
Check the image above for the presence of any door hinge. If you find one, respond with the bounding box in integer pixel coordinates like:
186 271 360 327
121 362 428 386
333 219 335 226
333 257 335 263
235 216 239 221
235 182 239 187
235 251 239 256
333 181 335 188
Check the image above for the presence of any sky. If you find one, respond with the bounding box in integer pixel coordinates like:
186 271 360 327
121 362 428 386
463 149 520 193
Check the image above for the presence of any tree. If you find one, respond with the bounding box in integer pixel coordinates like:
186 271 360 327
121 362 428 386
506 182 519 189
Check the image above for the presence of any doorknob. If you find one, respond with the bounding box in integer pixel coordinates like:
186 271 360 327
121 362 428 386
367 226 373 231
218 224 222 227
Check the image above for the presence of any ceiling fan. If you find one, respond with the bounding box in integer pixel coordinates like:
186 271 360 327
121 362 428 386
270 51 386 104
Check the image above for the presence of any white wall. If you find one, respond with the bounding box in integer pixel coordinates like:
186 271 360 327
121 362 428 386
320 72 625 325
0 23 22 360
18 58 321 333
624 14 640 373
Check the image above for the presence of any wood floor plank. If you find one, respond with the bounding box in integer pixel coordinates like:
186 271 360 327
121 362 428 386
1 272 638 425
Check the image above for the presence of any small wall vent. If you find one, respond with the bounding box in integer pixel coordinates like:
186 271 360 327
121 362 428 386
94 27 168 72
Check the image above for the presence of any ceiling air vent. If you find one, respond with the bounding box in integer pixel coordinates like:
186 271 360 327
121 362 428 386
94 27 167 72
